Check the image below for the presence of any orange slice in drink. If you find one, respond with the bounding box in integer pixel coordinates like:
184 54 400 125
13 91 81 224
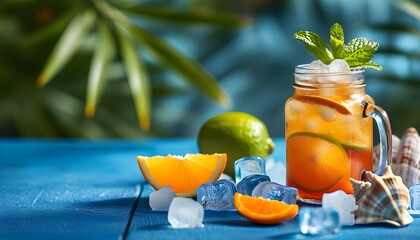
233 193 299 225
294 95 352 115
137 153 227 197
341 141 369 151
340 142 372 180
287 132 348 192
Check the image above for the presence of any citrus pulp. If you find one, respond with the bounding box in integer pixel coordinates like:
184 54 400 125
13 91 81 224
286 132 349 192
233 193 299 225
137 153 227 197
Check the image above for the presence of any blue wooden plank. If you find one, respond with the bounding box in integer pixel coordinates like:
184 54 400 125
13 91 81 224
4 138 419 240
0 139 197 240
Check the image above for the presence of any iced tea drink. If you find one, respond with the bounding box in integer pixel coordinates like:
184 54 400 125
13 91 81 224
285 65 391 202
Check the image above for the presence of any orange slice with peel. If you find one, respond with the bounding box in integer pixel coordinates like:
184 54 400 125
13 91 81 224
137 153 227 197
294 95 352 115
233 193 299 225
287 132 348 192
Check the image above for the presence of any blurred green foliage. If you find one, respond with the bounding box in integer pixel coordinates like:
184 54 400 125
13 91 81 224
0 0 418 139
0 0 250 138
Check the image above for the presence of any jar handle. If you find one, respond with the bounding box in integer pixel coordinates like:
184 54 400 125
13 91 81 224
361 100 392 177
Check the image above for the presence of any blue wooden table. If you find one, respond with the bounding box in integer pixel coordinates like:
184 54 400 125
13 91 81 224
1 138 419 240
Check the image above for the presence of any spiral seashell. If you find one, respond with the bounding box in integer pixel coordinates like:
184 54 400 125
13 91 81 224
393 128 420 188
352 166 413 227
350 178 371 202
373 128 420 188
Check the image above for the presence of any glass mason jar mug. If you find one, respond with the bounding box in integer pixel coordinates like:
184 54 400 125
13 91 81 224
285 65 392 203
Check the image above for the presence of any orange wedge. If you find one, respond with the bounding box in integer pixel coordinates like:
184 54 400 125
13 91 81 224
137 153 227 197
294 95 352 115
287 132 348 192
234 193 298 225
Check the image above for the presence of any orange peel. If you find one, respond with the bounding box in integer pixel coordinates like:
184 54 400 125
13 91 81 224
294 95 352 115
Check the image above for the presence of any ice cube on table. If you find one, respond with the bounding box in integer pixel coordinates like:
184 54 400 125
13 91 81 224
236 174 270 196
265 157 286 185
251 181 298 204
218 173 233 181
234 156 266 184
168 197 204 228
322 190 358 226
197 179 237 211
299 207 341 235
149 186 176 211
409 184 420 210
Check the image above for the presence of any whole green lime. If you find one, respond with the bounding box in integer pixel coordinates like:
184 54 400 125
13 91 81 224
197 112 275 178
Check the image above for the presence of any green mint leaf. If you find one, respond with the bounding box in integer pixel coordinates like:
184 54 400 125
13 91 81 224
344 45 375 67
294 31 334 64
344 38 380 68
345 37 379 55
330 23 346 59
362 61 383 71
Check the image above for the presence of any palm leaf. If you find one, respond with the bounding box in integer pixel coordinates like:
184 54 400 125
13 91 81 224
37 9 96 87
391 0 420 21
104 0 233 107
126 5 252 27
128 23 231 107
116 23 151 130
85 20 115 118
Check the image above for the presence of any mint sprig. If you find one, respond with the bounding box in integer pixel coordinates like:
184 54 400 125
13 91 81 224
294 31 334 64
294 23 382 71
330 23 346 59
